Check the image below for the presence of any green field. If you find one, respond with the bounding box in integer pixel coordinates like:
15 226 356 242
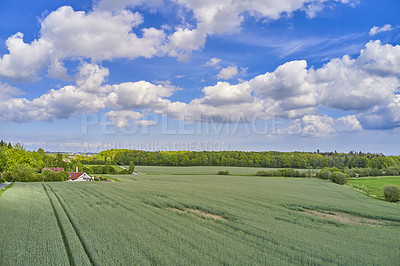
348 176 400 200
0 168 399 265
134 165 313 175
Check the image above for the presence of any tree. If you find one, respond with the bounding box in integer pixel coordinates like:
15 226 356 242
329 171 348 185
105 161 111 174
6 164 39 182
0 148 8 173
383 185 400 202
129 161 135 174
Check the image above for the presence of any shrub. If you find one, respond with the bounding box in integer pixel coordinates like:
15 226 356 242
383 185 400 202
218 170 230 175
319 169 331 180
329 171 348 185
256 170 281 177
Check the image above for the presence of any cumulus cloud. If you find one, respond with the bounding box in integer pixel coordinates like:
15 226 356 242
0 63 173 123
2 40 400 136
0 6 166 80
356 40 400 76
94 0 162 11
112 81 175 109
166 0 356 57
205 57 221 67
106 110 143 128
202 81 252 105
315 55 399 111
0 82 23 100
217 66 239 80
0 1 356 80
369 24 395 36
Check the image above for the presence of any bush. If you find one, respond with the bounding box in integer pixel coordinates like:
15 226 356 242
218 170 230 175
383 185 400 202
256 170 281 177
329 171 348 185
319 169 331 180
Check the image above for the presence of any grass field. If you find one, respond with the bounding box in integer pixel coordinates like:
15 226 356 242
134 165 313 175
0 168 399 265
348 176 400 200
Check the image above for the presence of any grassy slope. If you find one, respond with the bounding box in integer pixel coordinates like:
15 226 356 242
348 176 400 199
135 165 313 175
0 172 399 265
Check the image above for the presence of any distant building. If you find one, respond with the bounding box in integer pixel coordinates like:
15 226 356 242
68 172 93 182
42 167 65 173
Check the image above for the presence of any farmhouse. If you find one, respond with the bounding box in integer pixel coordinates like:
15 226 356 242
68 172 93 182
42 167 64 173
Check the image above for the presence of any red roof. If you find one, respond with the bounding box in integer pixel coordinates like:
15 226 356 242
68 172 85 180
43 167 64 173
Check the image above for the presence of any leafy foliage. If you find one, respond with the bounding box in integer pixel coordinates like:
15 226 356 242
217 170 230 175
329 171 349 185
99 149 400 170
383 185 400 202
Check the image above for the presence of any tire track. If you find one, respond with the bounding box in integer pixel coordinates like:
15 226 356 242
42 184 74 266
44 184 96 266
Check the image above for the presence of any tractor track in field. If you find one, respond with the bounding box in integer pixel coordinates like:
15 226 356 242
43 184 96 266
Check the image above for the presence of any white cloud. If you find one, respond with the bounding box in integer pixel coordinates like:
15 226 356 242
94 0 162 11
112 81 175 109
315 55 399 111
0 33 53 80
356 40 400 76
2 39 400 135
202 81 252 105
217 66 239 80
0 6 166 80
76 63 110 93
0 64 174 123
0 1 357 80
106 110 143 128
0 82 23 100
369 24 394 36
337 115 362 131
250 60 317 109
205 57 221 67
167 0 356 57
135 120 157 126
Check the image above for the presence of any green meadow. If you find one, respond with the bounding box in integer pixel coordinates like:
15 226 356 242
348 176 400 200
0 167 399 265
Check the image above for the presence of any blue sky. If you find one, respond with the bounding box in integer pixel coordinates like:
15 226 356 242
0 0 399 154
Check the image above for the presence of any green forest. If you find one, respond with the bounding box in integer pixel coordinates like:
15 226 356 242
2 139 400 183
98 149 400 171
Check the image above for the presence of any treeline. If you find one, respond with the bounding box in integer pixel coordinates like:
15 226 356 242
98 149 400 170
0 141 77 182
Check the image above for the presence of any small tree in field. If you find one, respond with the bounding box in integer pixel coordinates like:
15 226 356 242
383 185 400 202
329 171 348 185
129 161 135 174
218 170 230 175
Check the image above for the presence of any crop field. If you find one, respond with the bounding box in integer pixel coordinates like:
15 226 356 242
134 165 313 175
0 168 399 265
348 176 400 200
